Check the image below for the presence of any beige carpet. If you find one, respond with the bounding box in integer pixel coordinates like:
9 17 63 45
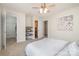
0 39 40 56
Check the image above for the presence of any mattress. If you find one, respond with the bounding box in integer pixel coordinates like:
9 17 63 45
25 38 70 56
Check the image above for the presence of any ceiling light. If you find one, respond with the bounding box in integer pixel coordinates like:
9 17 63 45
40 8 48 14
44 8 48 13
40 8 43 13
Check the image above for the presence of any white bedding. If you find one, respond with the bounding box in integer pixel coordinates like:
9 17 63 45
57 45 70 56
25 38 70 56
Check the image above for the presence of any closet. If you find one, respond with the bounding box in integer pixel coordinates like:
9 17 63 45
35 20 38 38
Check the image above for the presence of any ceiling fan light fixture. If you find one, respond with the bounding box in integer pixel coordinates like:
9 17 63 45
40 8 43 13
40 8 48 14
44 8 48 13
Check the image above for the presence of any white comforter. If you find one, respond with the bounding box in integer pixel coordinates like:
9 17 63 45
25 38 70 56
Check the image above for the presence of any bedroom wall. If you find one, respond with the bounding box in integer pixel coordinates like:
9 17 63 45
48 7 79 41
17 12 26 43
26 15 32 27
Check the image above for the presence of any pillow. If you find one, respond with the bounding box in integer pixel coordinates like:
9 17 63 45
68 41 79 56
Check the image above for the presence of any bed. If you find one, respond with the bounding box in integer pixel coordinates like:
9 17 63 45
25 38 70 56
25 38 72 56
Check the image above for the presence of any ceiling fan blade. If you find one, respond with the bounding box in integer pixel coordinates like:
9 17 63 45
48 4 55 7
32 7 39 9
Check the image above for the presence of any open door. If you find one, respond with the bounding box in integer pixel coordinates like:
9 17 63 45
6 15 17 46
1 10 17 50
35 20 38 38
32 16 43 39
44 21 48 37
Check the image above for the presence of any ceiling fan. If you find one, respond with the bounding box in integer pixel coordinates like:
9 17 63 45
32 3 55 14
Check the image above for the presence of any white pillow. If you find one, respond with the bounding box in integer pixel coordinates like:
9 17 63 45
68 42 79 56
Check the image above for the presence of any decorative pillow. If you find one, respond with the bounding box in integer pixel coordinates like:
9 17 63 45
68 41 79 56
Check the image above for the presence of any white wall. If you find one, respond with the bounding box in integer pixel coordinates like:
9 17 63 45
48 7 79 41
17 13 26 43
26 15 32 27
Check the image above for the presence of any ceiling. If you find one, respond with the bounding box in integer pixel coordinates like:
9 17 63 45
0 3 79 17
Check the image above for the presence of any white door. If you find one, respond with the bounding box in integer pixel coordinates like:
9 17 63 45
38 16 43 39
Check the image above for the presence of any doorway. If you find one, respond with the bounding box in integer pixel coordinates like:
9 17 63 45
35 20 38 38
44 21 48 37
6 15 17 47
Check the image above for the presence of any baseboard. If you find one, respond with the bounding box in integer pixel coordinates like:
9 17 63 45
17 39 26 43
31 36 47 40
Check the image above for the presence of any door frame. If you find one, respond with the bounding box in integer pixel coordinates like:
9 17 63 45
2 10 17 49
6 14 17 40
6 13 17 48
2 9 7 49
0 9 1 50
